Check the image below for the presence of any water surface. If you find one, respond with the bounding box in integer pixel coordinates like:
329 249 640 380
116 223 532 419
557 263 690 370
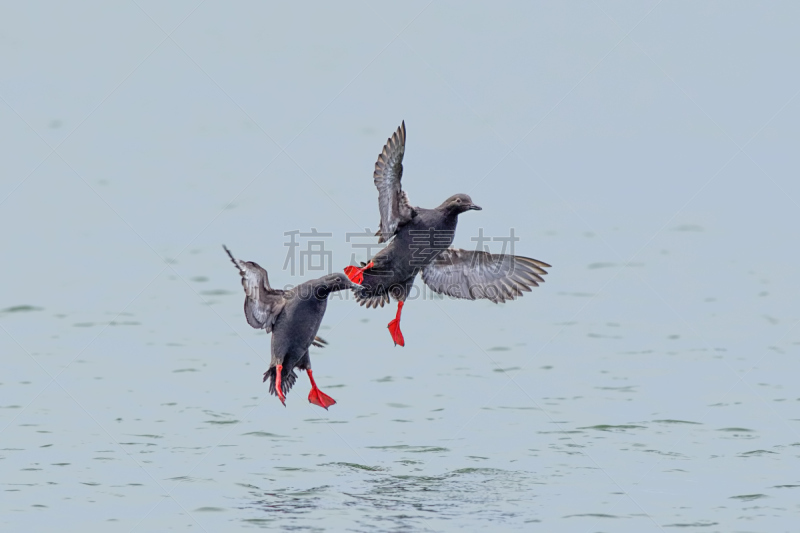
2 2 800 531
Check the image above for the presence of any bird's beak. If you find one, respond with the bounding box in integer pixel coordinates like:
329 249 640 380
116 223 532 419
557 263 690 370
468 204 482 211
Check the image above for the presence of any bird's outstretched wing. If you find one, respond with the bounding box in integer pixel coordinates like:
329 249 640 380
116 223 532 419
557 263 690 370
223 246 286 332
421 248 551 304
374 121 415 243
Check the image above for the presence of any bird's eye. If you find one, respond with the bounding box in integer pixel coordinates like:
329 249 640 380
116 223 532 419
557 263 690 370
455 198 461 203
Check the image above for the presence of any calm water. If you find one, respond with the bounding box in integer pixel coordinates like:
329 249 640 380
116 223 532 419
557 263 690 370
3 2 800 531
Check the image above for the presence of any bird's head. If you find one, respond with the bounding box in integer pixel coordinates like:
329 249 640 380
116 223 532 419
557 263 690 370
442 193 482 215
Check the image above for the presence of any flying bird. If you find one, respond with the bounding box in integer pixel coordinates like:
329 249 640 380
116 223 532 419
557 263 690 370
344 122 551 346
225 245 357 408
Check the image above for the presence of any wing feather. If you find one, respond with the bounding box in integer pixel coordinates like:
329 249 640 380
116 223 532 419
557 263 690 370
421 249 551 304
374 122 414 242
223 246 286 332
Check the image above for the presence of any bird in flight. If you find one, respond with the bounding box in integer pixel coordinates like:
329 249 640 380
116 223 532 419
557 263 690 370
225 245 358 408
344 122 551 346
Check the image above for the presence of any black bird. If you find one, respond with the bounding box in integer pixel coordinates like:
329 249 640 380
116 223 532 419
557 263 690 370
225 245 357 408
344 122 551 346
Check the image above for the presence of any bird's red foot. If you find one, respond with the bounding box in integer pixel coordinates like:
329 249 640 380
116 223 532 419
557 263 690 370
344 261 373 284
275 364 286 406
308 387 336 409
387 318 405 346
387 301 405 347
306 369 336 410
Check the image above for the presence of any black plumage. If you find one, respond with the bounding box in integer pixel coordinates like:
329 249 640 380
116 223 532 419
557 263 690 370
225 245 356 408
344 122 551 346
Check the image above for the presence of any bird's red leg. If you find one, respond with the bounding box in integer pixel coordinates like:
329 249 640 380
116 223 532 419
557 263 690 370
275 364 286 406
387 301 405 347
306 369 336 410
343 261 374 284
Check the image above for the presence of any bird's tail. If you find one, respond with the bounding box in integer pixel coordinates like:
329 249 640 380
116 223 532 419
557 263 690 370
312 336 328 348
263 366 298 397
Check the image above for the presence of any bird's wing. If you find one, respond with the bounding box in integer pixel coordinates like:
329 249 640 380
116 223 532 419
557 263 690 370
374 121 414 243
224 246 286 332
421 248 551 304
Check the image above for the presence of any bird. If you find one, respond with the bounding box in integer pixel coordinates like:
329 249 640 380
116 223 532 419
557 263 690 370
344 122 551 346
224 245 358 408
